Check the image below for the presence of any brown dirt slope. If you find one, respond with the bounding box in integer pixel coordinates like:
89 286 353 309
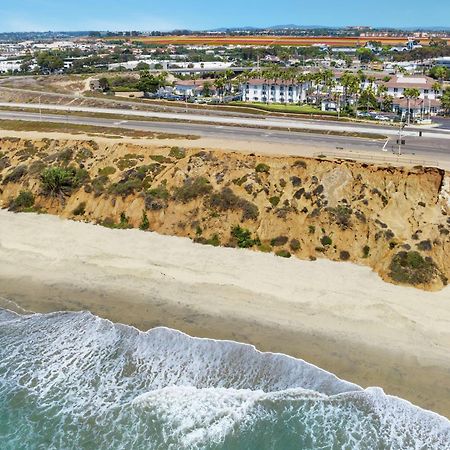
0 137 448 290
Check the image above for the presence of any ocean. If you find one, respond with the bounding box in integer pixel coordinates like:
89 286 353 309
0 308 449 450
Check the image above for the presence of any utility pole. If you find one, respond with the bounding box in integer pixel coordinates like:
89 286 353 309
398 120 406 156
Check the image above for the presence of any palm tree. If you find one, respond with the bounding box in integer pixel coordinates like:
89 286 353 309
441 87 450 116
214 77 226 103
296 72 307 104
341 71 358 109
432 66 447 86
403 88 420 124
377 84 388 111
432 81 442 97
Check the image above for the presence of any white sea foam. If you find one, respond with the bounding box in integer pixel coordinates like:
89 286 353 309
0 308 449 449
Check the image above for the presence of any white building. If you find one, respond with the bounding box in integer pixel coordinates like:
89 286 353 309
385 75 441 99
241 78 310 103
0 59 22 73
172 79 217 97
433 57 450 70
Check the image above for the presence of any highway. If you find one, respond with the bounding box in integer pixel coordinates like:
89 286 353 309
0 109 449 166
1 101 450 141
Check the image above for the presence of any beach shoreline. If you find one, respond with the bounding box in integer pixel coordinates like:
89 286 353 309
1 210 450 417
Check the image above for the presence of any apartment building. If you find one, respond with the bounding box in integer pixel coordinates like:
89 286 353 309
385 75 441 99
241 78 310 103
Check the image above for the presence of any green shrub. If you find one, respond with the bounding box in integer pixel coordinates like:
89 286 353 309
271 236 289 247
389 251 437 285
73 202 86 216
8 190 35 212
255 163 270 173
139 210 150 230
416 240 432 251
363 245 370 258
150 155 172 163
207 234 220 247
40 167 78 197
118 212 131 229
91 175 110 196
308 225 316 234
0 155 10 171
3 165 27 184
109 178 142 197
28 160 46 176
269 196 280 207
258 243 272 253
98 166 116 176
117 155 139 170
293 160 307 169
321 235 332 246
328 205 352 230
144 184 170 210
174 177 212 203
231 226 259 248
209 187 259 221
290 239 301 251
75 148 94 163
232 175 248 186
56 148 73 165
339 250 350 261
169 147 186 159
276 250 291 258
73 168 90 185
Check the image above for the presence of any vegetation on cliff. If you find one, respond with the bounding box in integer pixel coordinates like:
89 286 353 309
0 137 448 290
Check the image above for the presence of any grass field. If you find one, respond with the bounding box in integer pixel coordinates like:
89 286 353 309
230 102 339 116
108 35 450 47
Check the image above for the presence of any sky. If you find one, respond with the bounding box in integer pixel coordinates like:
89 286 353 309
0 0 449 32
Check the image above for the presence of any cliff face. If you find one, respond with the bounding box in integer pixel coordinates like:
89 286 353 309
0 137 448 290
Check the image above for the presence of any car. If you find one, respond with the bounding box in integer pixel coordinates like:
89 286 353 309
374 115 391 121
357 111 372 118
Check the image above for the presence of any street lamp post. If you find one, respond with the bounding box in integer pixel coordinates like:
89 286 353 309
398 120 406 156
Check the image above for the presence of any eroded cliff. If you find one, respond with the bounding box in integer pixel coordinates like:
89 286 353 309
0 137 448 290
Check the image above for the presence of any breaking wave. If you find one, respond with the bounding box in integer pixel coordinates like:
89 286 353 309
0 308 449 449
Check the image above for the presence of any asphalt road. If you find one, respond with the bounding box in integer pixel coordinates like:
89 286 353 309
2 101 450 142
0 109 449 166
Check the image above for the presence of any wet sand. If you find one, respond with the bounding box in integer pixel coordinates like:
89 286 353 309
1 210 450 417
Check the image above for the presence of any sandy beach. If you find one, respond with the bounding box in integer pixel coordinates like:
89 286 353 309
0 209 450 417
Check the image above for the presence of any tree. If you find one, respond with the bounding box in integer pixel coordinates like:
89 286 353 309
20 60 32 73
432 82 442 96
137 70 166 93
403 88 420 124
36 52 64 72
359 87 378 111
341 71 360 112
429 65 449 82
98 77 110 92
213 77 226 102
429 37 448 48
382 95 394 112
356 47 376 63
135 62 150 71
441 88 450 115
202 81 212 97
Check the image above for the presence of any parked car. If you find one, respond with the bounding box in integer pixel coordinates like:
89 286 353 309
374 115 391 121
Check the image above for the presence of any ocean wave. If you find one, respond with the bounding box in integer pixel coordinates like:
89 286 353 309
0 308 449 449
